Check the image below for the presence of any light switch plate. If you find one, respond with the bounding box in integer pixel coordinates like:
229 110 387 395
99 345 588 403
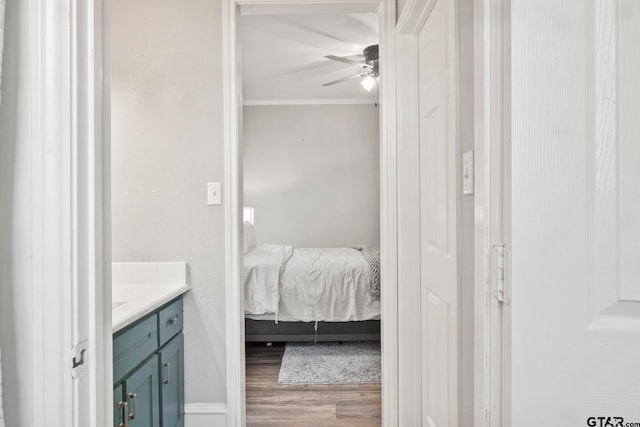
207 182 222 205
463 150 474 195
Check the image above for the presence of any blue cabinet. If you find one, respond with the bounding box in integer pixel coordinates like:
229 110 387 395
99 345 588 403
123 355 160 427
159 333 185 427
114 298 184 427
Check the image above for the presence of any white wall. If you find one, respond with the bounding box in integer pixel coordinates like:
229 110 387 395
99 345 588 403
0 1 36 425
243 105 380 248
110 0 227 407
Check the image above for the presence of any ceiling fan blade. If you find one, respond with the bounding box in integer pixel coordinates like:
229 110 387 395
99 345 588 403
325 55 373 69
322 72 370 87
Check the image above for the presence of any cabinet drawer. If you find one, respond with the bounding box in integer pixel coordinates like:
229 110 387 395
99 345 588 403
158 298 183 346
114 315 158 382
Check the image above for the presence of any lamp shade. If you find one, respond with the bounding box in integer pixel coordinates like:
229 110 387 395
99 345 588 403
243 207 254 224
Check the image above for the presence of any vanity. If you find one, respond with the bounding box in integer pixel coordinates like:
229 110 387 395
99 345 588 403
112 262 190 427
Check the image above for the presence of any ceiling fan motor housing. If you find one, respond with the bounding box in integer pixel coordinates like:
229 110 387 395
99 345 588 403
363 44 379 76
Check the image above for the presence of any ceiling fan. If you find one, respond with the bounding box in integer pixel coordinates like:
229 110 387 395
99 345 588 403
323 44 379 91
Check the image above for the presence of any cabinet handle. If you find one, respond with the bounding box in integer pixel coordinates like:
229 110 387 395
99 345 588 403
163 362 170 385
118 401 128 427
128 392 137 420
167 315 179 326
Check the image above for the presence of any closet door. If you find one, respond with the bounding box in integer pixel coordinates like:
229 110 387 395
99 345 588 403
511 0 640 424
416 1 458 425
396 0 460 424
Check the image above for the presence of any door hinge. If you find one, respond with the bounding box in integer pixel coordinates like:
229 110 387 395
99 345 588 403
491 244 510 304
71 339 89 379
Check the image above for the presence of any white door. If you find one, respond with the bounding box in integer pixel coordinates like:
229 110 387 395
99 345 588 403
418 1 457 426
511 0 640 424
396 0 459 424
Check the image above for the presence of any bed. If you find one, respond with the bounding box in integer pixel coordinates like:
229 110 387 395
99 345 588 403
243 223 381 342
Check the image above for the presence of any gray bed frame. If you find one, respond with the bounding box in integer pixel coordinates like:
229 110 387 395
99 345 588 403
245 319 381 342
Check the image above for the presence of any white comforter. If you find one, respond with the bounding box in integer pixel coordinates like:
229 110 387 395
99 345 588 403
244 244 381 322
244 244 293 315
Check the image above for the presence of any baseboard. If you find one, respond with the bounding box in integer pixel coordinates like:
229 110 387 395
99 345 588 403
185 403 227 427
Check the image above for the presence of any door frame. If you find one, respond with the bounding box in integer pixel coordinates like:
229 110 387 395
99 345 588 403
472 0 511 426
20 0 112 426
221 0 399 425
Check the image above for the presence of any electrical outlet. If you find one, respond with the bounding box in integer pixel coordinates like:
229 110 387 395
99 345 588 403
207 182 222 205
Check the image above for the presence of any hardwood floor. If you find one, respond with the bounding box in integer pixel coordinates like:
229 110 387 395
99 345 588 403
245 342 382 426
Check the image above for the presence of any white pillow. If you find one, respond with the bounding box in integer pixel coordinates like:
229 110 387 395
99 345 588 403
243 221 257 254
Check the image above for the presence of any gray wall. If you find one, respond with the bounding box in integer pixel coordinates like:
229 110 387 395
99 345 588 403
110 0 227 404
0 1 36 425
243 105 380 248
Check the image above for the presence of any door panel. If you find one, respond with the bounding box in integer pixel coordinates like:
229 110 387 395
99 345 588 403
512 0 640 424
590 0 640 325
423 291 450 427
618 0 640 302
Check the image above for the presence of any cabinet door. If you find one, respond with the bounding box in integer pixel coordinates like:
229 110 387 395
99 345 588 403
124 355 160 427
159 333 184 427
114 384 126 427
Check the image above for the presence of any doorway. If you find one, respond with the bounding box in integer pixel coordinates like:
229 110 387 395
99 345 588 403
240 10 382 424
222 0 400 425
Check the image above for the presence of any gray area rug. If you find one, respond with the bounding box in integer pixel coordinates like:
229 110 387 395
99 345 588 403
278 341 381 384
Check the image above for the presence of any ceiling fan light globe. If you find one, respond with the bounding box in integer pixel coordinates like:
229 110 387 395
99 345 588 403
361 76 376 91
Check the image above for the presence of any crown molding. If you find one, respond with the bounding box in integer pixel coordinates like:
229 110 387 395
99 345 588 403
243 98 377 106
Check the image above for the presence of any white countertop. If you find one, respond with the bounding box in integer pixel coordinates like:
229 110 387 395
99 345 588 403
112 262 190 333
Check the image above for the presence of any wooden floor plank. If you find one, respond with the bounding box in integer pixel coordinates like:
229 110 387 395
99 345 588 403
245 343 381 426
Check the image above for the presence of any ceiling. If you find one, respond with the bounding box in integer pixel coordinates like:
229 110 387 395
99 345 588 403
240 13 379 105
